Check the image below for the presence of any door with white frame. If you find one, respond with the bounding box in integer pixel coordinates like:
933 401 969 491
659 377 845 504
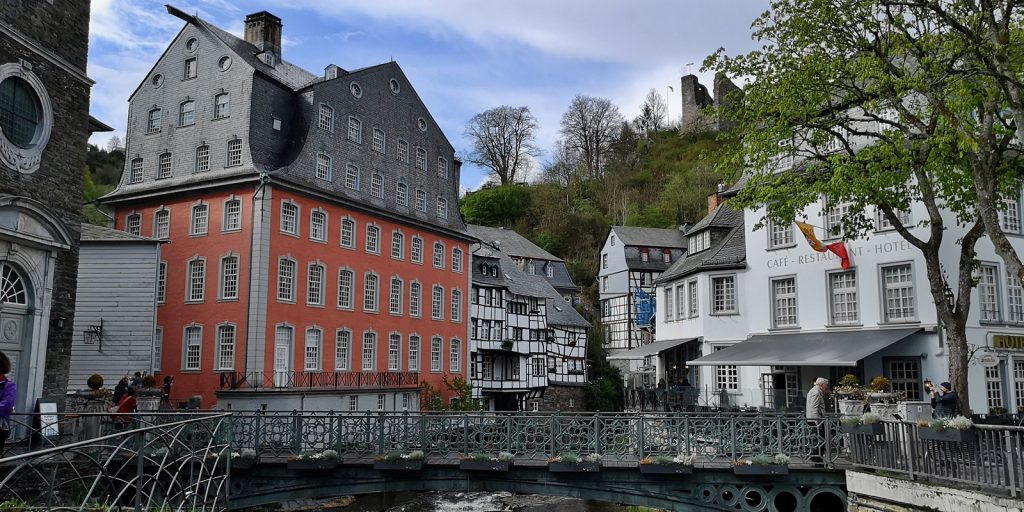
273 326 293 388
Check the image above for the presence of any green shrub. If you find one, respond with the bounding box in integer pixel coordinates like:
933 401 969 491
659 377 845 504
87 374 104 390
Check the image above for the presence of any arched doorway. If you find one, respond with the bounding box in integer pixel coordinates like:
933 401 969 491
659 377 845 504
0 261 32 414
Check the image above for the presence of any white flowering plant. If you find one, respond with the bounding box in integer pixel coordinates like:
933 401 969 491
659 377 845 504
292 449 339 461
738 453 789 466
860 413 882 425
497 451 514 462
930 416 974 432
584 453 603 463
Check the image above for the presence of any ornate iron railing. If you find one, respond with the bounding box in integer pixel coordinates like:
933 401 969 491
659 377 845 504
228 411 841 467
219 370 420 390
0 412 232 510
846 421 1024 497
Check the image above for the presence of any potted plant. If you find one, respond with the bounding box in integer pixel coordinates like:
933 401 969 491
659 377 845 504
373 449 425 471
918 416 975 443
136 375 163 411
548 453 601 473
834 374 866 416
459 451 512 471
840 413 883 436
866 376 898 420
500 340 514 351
639 454 694 474
287 449 339 469
230 448 259 470
734 454 789 475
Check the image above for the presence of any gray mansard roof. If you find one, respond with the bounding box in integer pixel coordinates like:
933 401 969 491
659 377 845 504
468 224 576 290
467 225 562 261
611 226 687 249
472 243 588 328
656 205 746 283
103 7 467 238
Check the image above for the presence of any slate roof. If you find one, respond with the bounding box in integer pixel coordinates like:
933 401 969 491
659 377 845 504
687 203 744 233
80 224 160 243
611 226 687 249
471 243 588 328
194 16 317 91
467 225 562 261
656 206 746 283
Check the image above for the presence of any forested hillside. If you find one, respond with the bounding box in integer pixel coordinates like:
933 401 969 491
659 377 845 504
461 128 728 308
83 143 123 226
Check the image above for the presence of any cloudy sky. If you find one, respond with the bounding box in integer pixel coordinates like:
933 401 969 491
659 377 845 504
88 0 767 191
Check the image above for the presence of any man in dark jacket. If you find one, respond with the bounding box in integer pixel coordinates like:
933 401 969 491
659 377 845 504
112 376 129 405
931 381 959 417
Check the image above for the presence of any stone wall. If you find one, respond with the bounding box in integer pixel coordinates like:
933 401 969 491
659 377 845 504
846 470 1023 512
539 385 586 412
0 0 92 400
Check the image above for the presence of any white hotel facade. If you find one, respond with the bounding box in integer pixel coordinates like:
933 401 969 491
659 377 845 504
653 195 1024 414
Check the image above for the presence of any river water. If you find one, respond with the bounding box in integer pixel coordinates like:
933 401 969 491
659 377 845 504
309 491 638 511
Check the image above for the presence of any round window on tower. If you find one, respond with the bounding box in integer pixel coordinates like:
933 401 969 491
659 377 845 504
185 37 199 52
218 56 232 71
350 82 362 98
389 78 400 94
418 117 427 132
0 63 54 174
0 77 42 149
151 73 164 88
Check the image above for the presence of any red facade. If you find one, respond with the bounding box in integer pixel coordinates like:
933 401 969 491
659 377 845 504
114 184 469 406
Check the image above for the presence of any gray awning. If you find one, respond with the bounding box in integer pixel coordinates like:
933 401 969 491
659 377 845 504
607 337 698 360
689 328 922 366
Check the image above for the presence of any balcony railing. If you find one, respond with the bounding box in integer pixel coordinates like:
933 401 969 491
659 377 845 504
219 370 420 391
846 421 1024 497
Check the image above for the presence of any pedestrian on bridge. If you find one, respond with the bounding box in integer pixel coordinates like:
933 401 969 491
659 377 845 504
806 378 830 419
0 351 16 456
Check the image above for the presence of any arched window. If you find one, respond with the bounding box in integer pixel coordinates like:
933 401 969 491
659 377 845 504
0 263 28 305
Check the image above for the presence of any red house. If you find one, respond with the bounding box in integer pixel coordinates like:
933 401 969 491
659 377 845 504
101 7 471 410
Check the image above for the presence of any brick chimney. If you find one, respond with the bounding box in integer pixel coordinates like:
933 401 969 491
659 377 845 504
244 11 282 65
707 183 726 213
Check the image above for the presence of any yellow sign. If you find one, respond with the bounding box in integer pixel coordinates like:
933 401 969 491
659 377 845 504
993 335 1024 350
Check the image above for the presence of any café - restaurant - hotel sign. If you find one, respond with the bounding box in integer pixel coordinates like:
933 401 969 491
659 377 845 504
993 334 1024 350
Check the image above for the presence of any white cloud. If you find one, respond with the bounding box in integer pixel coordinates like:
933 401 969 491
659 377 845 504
261 0 764 66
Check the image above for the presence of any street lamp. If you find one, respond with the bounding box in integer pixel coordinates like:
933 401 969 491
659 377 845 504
943 283 955 308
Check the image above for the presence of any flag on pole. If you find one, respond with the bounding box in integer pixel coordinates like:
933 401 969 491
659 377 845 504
795 221 852 269
795 221 825 251
826 242 851 270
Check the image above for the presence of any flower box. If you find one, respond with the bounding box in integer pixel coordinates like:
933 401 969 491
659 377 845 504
373 460 424 471
639 463 693 475
287 458 338 470
230 457 257 471
919 427 975 443
549 462 600 473
460 460 510 472
841 423 883 436
733 464 788 476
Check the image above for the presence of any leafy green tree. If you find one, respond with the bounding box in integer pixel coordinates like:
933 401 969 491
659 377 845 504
704 0 1024 412
460 184 531 226
420 375 484 411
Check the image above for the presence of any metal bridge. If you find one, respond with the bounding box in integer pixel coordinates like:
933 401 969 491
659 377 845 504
1 410 1020 511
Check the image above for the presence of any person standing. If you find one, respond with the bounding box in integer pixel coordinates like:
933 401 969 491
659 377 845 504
0 352 16 455
806 377 830 419
931 381 959 417
112 375 129 405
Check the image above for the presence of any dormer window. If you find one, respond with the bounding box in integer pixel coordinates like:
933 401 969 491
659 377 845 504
640 249 649 262
662 249 671 263
688 231 710 253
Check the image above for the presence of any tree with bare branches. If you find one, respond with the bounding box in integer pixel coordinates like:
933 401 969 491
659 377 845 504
464 106 540 185
559 95 623 180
